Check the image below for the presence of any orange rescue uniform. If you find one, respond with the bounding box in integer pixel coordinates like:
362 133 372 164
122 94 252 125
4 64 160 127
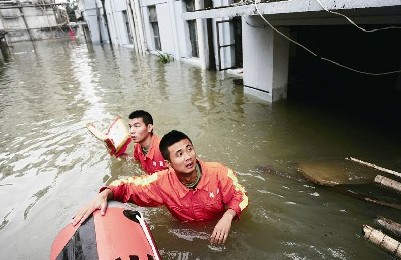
133 134 167 174
104 160 248 222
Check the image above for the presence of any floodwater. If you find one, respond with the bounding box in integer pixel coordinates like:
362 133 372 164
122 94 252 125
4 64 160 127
1 39 401 259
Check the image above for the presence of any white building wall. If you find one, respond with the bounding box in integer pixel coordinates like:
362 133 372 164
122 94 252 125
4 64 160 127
242 15 289 102
156 3 174 54
79 0 110 44
272 28 289 101
84 9 103 43
177 0 202 67
242 15 273 101
140 5 152 51
168 0 180 58
104 0 131 46
77 0 250 75
140 0 209 66
174 1 190 59
140 0 176 54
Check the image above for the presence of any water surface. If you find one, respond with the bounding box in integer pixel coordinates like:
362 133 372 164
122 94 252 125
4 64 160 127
0 39 401 259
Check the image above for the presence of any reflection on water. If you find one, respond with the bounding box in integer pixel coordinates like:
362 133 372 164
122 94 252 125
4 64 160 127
1 39 401 259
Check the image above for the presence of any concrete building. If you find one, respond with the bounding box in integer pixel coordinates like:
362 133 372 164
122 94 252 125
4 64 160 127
0 0 69 43
77 0 401 103
76 0 110 44
184 0 401 102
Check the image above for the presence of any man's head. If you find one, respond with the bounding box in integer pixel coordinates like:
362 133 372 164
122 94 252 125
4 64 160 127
160 130 196 174
128 110 154 144
128 110 153 125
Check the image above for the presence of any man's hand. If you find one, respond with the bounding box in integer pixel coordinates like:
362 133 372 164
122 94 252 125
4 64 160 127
71 188 113 226
210 209 236 245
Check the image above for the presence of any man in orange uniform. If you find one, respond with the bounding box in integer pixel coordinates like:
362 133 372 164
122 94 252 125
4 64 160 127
119 110 167 174
73 130 248 245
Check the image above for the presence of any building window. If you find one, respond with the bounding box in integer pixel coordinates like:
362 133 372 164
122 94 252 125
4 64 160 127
187 20 198 57
185 0 198 57
185 0 195 11
148 6 161 51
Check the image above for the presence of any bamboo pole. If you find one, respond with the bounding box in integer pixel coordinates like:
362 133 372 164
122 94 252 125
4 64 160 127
376 216 401 237
330 187 401 210
19 7 34 41
375 175 401 194
363 225 401 258
346 157 401 179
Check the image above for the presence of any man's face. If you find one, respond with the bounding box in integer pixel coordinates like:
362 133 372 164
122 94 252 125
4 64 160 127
167 138 196 174
128 117 152 144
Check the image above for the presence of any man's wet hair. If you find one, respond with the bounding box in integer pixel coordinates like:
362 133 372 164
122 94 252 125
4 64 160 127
160 130 192 161
128 110 153 125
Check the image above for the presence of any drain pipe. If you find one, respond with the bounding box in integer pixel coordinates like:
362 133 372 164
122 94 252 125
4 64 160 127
130 0 141 53
133 0 146 54
109 0 122 45
126 0 139 51
100 0 112 44
95 0 103 43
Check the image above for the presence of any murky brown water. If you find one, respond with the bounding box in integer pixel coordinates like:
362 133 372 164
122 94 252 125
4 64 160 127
1 39 401 259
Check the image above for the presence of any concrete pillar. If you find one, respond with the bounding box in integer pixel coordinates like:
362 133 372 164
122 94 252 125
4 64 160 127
132 0 146 54
242 15 289 102
195 0 208 69
168 0 181 59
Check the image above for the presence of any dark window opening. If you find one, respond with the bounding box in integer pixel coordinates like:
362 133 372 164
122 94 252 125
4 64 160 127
185 0 198 57
188 20 198 57
148 6 161 51
232 17 243 68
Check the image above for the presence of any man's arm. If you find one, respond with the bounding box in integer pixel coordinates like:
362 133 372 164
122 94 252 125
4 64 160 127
209 166 248 245
223 168 249 219
72 188 113 226
210 209 236 245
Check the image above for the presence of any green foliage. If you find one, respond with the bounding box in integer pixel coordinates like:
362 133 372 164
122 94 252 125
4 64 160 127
156 52 174 63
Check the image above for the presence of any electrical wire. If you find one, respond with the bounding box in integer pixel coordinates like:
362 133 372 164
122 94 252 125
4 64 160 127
252 0 401 75
314 0 401 33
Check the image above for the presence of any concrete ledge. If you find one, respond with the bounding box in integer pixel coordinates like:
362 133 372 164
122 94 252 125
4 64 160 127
183 0 401 20
180 57 202 68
